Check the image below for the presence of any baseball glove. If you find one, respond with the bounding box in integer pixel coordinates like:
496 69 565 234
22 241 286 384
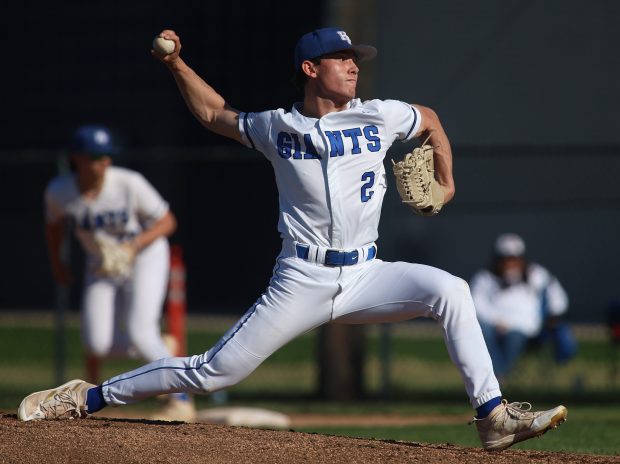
95 236 136 279
391 143 445 216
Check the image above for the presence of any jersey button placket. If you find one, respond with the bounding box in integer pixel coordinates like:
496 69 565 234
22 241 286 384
318 119 344 250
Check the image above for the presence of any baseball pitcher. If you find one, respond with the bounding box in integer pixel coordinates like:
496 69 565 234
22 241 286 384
20 28 567 451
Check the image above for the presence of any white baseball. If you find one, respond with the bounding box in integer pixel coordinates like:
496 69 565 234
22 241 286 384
152 37 175 55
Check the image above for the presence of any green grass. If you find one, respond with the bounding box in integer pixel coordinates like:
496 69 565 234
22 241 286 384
1 315 620 456
291 405 620 455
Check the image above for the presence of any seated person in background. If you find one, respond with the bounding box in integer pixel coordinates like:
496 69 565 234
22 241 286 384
470 233 571 379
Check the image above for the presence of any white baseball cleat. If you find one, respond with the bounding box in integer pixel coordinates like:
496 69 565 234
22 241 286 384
472 399 568 451
18 379 95 421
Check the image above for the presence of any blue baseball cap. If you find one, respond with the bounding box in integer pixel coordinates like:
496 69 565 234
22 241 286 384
294 27 377 70
70 125 117 157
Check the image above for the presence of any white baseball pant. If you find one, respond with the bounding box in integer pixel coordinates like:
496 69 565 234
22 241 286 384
102 241 501 408
81 237 171 362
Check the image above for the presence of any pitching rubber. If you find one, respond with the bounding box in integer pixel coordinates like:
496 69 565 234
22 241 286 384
196 407 291 428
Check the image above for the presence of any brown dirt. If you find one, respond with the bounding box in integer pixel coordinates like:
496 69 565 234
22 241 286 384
286 412 472 427
1 414 617 464
95 407 472 427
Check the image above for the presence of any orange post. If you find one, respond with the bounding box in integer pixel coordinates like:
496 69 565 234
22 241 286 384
86 353 100 384
166 244 187 356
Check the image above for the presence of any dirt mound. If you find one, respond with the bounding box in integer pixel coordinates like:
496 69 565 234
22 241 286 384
0 414 614 464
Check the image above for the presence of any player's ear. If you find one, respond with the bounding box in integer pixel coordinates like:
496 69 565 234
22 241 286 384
301 60 319 79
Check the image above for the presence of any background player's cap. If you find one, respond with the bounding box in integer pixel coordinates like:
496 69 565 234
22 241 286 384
71 125 117 158
294 27 377 70
494 233 526 257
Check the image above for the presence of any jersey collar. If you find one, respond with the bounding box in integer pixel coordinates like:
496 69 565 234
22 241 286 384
291 98 361 122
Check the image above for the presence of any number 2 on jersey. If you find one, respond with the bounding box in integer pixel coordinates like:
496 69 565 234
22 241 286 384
361 171 375 202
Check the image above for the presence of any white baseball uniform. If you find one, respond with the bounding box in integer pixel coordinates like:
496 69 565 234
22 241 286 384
471 263 569 337
45 166 172 362
101 99 501 408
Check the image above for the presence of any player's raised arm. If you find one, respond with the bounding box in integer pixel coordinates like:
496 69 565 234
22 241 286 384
151 30 243 144
412 104 456 204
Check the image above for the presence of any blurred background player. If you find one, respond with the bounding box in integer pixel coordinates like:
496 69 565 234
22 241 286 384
470 233 577 379
44 124 195 421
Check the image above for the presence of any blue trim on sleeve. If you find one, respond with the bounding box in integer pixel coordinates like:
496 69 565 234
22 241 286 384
404 106 418 140
243 113 256 150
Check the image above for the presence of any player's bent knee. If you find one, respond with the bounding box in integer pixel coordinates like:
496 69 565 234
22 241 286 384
194 357 257 393
431 274 470 302
435 276 478 323
193 369 243 394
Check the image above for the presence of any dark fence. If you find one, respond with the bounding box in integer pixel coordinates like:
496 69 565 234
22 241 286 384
3 1 620 323
2 144 619 324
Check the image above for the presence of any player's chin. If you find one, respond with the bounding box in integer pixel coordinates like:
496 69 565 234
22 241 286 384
341 84 357 99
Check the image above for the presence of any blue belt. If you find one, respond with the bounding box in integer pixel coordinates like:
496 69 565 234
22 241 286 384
295 244 376 266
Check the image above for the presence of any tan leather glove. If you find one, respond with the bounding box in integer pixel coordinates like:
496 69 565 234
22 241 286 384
392 144 446 216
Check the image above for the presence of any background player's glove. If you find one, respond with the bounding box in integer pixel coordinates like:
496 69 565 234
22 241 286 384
95 236 136 279
391 144 446 216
